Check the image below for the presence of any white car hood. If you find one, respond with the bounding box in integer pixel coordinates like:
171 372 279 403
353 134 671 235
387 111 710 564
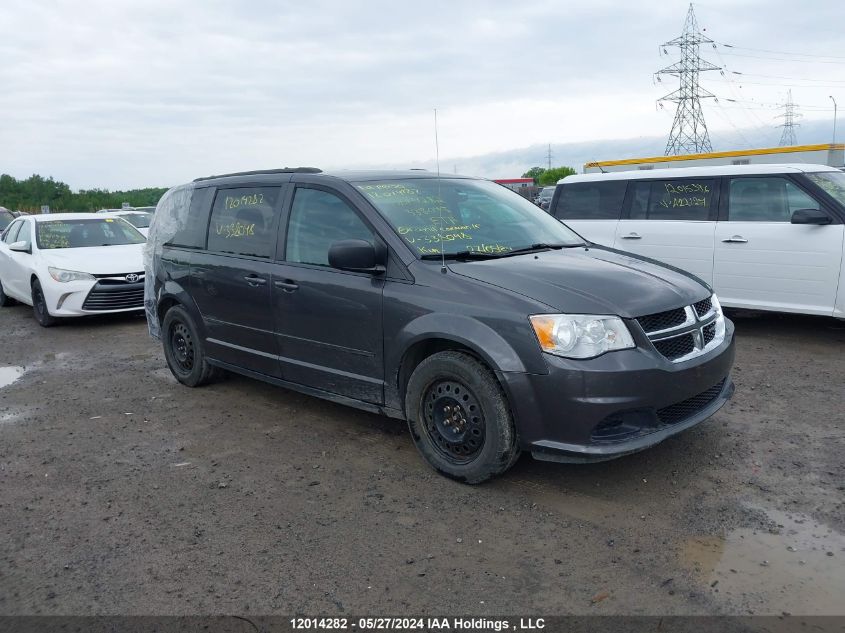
41 244 144 275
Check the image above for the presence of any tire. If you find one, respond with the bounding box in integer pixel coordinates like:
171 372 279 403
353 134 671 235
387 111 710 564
31 279 57 327
0 278 16 307
161 304 220 387
405 350 519 484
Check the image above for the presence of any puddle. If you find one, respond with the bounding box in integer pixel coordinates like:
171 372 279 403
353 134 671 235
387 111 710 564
683 508 845 614
0 366 24 388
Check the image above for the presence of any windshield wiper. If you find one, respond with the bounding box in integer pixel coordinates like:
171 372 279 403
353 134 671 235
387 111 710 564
498 243 574 257
420 251 503 261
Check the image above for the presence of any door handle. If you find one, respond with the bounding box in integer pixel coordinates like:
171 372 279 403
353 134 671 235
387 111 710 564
621 233 642 239
243 275 267 286
721 236 748 243
274 279 299 292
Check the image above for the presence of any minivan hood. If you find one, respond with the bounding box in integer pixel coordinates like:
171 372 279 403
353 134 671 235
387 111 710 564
449 246 709 317
39 243 144 275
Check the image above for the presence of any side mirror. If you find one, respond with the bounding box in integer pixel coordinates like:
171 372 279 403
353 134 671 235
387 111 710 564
791 208 831 225
328 239 385 274
9 240 31 253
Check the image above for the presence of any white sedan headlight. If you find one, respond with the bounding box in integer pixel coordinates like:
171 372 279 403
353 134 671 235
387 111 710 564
529 314 635 359
48 267 95 283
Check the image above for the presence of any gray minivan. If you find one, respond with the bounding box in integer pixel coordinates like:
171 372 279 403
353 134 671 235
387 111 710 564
147 168 735 483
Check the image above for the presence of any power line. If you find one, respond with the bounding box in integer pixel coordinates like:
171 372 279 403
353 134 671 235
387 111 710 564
657 4 721 155
713 41 845 61
716 51 845 65
728 71 845 84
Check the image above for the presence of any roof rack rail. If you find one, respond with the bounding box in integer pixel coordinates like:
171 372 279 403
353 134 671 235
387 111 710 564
193 167 322 182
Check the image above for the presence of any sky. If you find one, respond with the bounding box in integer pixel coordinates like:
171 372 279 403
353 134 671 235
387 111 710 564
1 0 842 190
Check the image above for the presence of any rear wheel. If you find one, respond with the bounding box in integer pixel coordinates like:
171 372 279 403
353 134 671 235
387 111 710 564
0 278 16 307
31 279 57 327
162 305 220 387
405 351 519 484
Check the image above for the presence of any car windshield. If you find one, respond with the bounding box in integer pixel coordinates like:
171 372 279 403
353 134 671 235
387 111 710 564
118 212 152 228
540 189 554 198
36 218 146 249
356 178 584 258
0 211 13 230
806 171 845 206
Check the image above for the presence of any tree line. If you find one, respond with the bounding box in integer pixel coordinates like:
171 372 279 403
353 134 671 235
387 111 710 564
522 166 577 186
0 173 168 213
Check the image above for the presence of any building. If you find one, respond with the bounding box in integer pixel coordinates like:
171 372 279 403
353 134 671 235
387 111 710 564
494 178 534 192
584 143 845 174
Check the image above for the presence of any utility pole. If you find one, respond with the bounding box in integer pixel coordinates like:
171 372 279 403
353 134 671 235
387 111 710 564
831 96 838 145
777 90 800 146
657 4 721 155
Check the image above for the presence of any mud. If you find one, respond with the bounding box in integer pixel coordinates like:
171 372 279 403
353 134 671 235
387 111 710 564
0 305 843 615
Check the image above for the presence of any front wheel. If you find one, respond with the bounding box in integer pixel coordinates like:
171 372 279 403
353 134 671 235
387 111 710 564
162 305 220 387
405 351 519 484
31 279 57 327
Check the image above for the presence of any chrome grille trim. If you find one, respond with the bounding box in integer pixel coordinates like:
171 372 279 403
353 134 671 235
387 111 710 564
637 295 725 363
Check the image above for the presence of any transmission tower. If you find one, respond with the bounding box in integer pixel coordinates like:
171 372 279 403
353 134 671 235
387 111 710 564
657 4 721 155
777 90 801 146
546 144 553 170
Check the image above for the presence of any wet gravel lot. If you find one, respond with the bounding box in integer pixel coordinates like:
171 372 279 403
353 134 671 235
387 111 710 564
0 304 843 616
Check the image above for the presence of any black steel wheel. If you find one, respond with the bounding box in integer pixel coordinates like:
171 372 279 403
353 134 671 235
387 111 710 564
170 322 195 374
422 379 486 463
162 305 220 387
405 350 519 484
31 279 57 327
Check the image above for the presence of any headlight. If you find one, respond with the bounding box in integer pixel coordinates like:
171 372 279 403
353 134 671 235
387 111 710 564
48 267 95 283
529 314 635 359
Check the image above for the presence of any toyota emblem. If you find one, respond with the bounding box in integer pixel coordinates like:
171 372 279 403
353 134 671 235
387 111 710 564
125 273 140 283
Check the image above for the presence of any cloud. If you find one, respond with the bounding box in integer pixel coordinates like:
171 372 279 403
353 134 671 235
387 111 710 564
0 0 841 189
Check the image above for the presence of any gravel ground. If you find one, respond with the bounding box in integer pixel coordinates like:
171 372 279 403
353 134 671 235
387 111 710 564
0 304 843 616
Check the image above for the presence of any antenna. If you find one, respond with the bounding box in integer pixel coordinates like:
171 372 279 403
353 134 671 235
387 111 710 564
434 108 446 274
777 89 801 146
657 4 721 155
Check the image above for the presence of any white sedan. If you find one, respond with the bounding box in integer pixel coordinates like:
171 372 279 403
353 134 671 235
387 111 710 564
103 209 154 237
0 213 146 326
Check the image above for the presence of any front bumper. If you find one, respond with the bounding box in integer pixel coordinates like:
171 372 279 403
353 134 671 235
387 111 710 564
500 319 736 462
42 278 145 316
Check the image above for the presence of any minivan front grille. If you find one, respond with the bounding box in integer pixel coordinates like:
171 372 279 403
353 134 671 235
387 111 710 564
636 295 724 363
636 308 687 334
653 334 695 361
693 297 713 318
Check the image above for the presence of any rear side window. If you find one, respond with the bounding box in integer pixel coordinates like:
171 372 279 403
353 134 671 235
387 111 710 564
629 179 715 221
167 187 214 249
553 181 626 220
728 177 819 222
206 187 281 258
286 188 373 266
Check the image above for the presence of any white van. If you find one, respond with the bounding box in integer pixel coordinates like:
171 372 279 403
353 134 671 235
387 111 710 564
550 164 845 318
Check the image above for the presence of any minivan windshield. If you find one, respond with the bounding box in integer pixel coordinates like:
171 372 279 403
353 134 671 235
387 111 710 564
356 178 584 258
36 218 146 249
806 171 845 206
